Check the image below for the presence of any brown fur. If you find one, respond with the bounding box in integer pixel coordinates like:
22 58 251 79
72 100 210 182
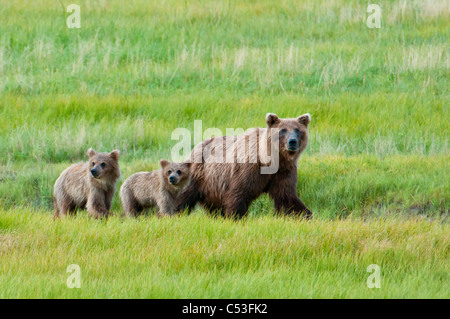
53 148 121 219
176 113 312 219
120 160 191 217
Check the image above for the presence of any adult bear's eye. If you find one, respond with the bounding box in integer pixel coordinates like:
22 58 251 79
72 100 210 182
101 163 106 168
280 129 287 134
168 170 172 175
92 162 95 166
177 170 181 175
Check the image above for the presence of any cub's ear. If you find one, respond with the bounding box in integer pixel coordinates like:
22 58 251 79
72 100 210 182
87 148 96 157
160 159 170 168
183 161 192 169
297 113 311 127
110 150 120 161
266 113 279 127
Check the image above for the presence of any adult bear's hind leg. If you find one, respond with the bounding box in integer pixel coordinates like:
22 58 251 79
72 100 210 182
175 180 200 214
223 193 251 219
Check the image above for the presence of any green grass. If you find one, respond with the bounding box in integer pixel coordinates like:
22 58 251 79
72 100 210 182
0 0 448 298
1 209 449 298
1 154 448 218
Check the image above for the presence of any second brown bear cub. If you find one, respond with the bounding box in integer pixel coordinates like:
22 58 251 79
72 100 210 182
120 160 191 217
53 148 121 219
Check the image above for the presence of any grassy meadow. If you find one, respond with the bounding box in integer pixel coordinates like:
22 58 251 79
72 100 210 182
0 0 448 298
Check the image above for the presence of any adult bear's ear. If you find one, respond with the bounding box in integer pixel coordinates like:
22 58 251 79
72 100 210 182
110 150 120 161
87 148 96 157
266 113 279 127
297 113 311 128
160 159 169 168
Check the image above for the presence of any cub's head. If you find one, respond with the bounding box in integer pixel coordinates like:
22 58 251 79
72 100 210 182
87 148 121 181
160 159 191 188
266 113 311 160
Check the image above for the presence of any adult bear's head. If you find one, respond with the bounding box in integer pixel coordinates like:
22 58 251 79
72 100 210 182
265 113 311 161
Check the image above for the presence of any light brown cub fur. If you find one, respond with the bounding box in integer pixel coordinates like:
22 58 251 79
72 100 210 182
120 160 191 217
53 148 121 219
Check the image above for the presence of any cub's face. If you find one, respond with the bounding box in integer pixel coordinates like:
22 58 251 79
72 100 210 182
266 113 310 160
87 148 120 180
160 160 191 188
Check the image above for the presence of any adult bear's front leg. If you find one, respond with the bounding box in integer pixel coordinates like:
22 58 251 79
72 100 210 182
273 194 312 218
268 171 312 218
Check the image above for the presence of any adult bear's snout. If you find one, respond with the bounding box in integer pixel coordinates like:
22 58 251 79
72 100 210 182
288 139 298 148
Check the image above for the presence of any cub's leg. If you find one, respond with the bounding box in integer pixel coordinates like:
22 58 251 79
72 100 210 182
105 186 116 211
121 188 141 217
157 191 176 217
87 189 109 219
53 197 60 219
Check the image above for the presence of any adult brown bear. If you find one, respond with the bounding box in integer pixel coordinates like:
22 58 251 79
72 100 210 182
176 113 312 219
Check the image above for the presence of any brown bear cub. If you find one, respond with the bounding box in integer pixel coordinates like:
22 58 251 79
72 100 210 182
120 160 191 217
53 148 121 219
176 113 312 219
